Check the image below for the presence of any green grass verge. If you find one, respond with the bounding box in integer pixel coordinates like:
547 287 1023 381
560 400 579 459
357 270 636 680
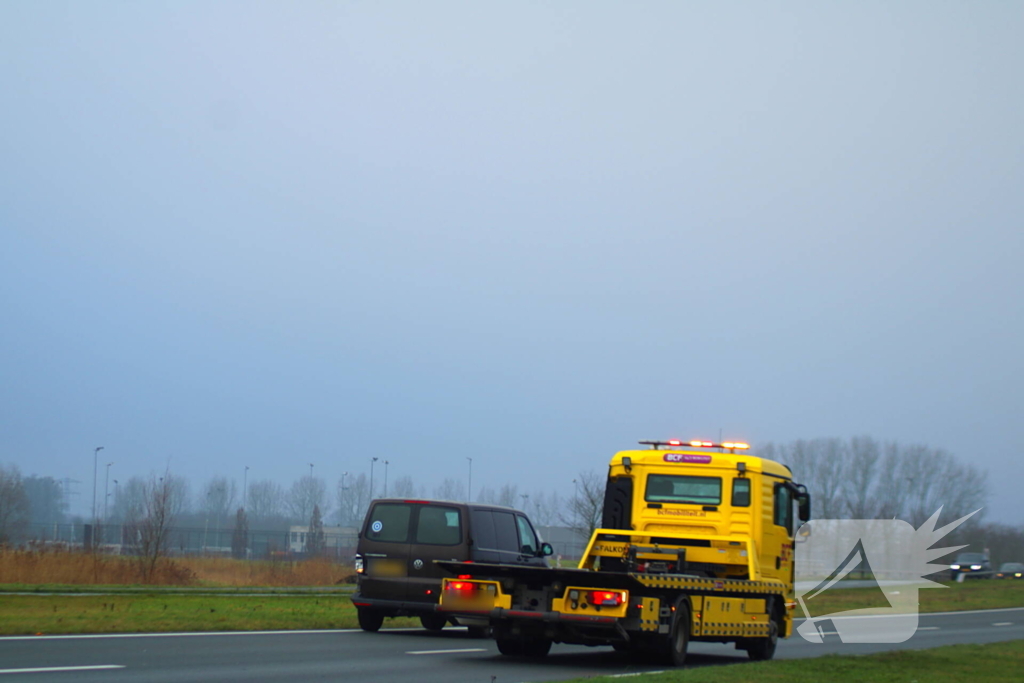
804 579 1024 616
0 594 417 635
558 640 1024 683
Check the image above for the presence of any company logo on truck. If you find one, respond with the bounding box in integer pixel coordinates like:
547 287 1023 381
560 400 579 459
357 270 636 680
662 453 712 464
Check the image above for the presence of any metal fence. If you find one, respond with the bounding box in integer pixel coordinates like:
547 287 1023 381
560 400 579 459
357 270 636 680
17 523 358 560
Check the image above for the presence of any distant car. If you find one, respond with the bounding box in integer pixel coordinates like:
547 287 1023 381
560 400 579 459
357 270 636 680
950 552 992 580
995 562 1024 579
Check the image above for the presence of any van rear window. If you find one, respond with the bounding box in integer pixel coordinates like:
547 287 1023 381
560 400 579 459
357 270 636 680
366 503 412 543
415 505 462 545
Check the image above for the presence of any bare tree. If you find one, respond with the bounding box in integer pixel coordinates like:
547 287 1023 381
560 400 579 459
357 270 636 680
131 471 186 582
0 465 30 544
247 479 285 521
200 477 237 525
433 478 466 501
844 435 881 518
528 490 562 526
306 504 325 556
286 476 329 523
560 470 604 540
390 475 419 498
231 507 249 559
336 473 370 527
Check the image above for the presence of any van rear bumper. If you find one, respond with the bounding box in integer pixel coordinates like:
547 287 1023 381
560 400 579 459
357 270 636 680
350 593 439 616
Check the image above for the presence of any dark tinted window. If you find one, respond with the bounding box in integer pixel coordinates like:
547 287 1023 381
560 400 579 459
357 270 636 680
470 509 497 550
516 515 538 555
732 478 751 507
414 505 462 545
493 511 520 552
365 503 411 543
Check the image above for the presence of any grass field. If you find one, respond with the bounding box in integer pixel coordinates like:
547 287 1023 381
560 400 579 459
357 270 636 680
0 593 418 635
0 549 353 587
800 578 1024 615
559 640 1024 683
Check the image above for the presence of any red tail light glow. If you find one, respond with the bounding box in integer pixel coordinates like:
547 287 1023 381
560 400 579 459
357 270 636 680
588 590 625 606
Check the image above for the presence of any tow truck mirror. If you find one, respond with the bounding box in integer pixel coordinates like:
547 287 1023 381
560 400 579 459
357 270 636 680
540 542 554 557
798 493 811 523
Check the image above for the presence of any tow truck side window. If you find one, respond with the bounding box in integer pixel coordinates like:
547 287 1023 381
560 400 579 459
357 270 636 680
773 484 793 535
731 478 751 507
646 474 722 505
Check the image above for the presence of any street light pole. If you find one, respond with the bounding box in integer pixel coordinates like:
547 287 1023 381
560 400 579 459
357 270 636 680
466 457 473 502
243 465 249 513
91 446 104 527
370 457 378 500
383 460 390 497
104 462 113 521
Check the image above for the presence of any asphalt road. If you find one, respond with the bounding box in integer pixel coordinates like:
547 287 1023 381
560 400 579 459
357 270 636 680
0 608 1020 682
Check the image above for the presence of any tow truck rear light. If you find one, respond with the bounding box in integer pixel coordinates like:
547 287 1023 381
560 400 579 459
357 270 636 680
588 590 625 606
447 581 476 592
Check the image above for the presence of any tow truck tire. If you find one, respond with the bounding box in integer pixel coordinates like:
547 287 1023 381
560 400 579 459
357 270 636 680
746 609 779 661
420 614 447 631
357 607 384 632
664 598 691 667
496 636 552 658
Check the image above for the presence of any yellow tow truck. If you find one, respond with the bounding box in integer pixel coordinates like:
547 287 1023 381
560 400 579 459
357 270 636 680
438 439 811 665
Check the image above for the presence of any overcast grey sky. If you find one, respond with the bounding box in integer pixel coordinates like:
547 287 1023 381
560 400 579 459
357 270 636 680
2 2 1022 524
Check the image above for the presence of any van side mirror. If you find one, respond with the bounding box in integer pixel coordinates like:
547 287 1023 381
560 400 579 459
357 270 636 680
540 542 553 557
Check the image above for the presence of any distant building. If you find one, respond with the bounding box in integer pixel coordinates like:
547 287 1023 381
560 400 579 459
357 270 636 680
288 525 358 556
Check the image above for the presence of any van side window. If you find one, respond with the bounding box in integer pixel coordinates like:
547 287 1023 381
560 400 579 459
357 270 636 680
493 512 520 553
732 478 751 507
366 503 411 543
469 509 497 550
516 515 538 555
773 484 793 535
415 505 462 545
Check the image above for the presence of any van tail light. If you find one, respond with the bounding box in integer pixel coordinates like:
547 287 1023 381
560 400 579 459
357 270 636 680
588 590 625 606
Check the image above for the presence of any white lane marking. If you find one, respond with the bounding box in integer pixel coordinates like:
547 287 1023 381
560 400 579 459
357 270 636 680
992 622 1014 626
608 672 666 678
0 665 124 675
0 626 440 642
406 648 487 655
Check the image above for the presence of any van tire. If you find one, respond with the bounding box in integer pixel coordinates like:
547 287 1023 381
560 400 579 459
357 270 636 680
420 614 447 631
496 636 552 658
357 607 385 632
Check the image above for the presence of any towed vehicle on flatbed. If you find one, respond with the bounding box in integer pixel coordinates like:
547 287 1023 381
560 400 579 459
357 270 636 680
437 439 811 665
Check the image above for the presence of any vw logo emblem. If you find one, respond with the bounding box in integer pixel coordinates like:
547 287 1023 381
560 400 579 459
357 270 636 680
413 559 423 570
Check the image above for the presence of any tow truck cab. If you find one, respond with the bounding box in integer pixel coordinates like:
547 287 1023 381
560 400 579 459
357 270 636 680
590 441 811 585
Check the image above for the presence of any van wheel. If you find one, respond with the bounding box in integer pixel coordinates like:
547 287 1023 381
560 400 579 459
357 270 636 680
357 607 385 632
496 636 552 658
420 614 448 631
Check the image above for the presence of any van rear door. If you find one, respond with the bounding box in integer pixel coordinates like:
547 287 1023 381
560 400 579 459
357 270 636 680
360 502 414 602
405 503 466 607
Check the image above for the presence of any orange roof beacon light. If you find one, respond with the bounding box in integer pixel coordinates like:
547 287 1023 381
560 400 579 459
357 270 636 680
638 440 750 451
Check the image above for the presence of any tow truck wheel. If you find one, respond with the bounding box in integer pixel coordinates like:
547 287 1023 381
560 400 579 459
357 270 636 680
746 610 779 661
664 598 691 667
357 607 384 632
420 614 448 631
